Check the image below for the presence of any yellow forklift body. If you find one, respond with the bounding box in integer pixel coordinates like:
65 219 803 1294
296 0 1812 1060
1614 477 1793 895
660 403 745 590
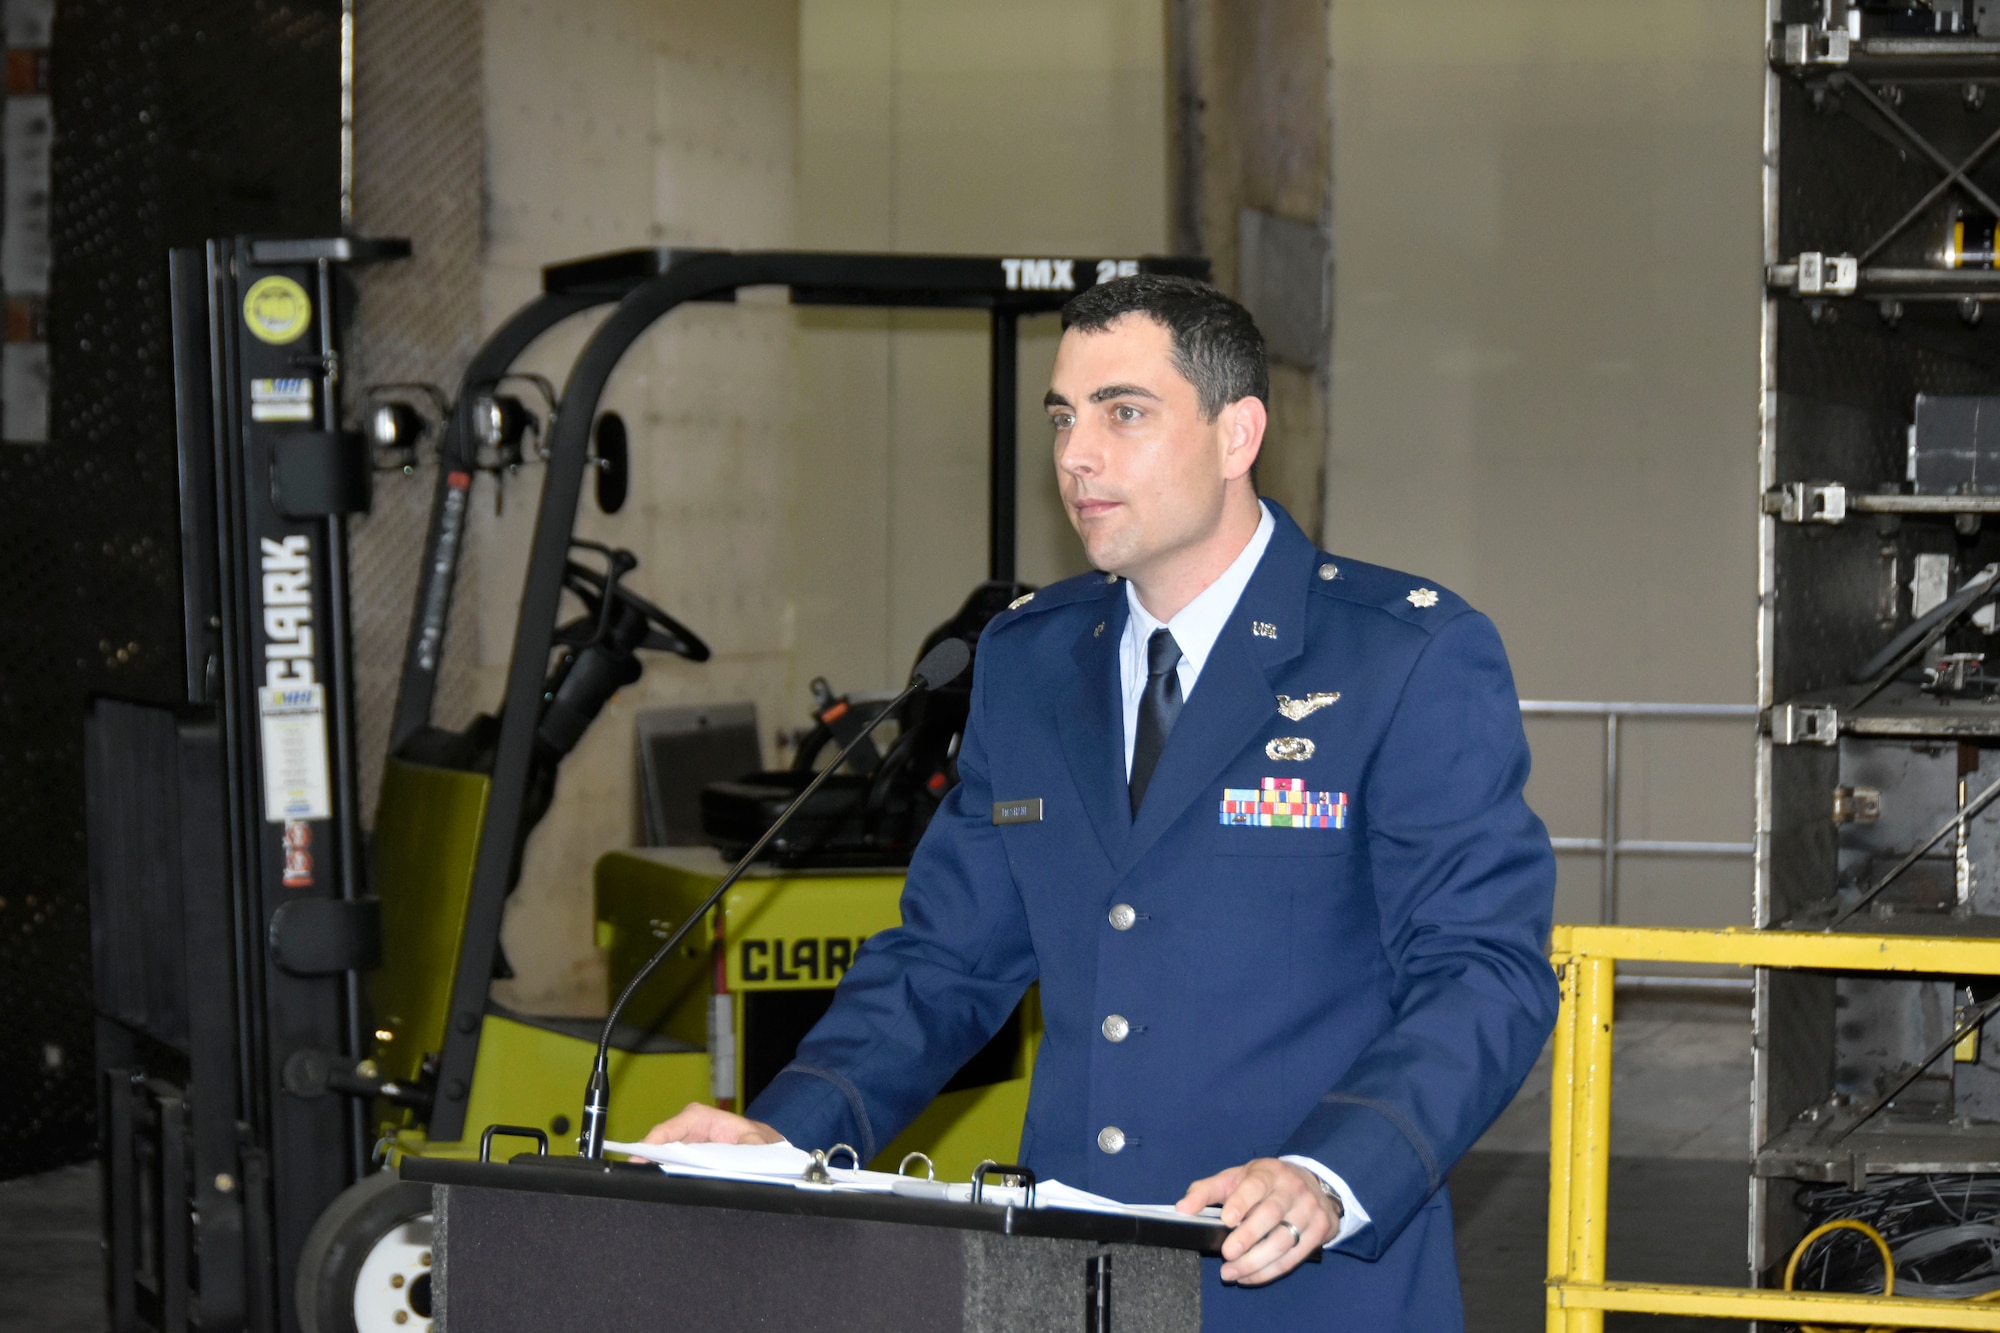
596 848 1039 1180
387 1012 712 1162
368 759 489 1096
365 762 1033 1175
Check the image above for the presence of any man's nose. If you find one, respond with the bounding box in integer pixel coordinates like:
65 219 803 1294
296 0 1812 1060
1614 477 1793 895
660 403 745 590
1056 422 1100 477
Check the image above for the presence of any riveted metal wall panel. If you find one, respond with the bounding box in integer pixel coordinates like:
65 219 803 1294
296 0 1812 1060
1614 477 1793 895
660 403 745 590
0 0 340 1180
344 0 485 821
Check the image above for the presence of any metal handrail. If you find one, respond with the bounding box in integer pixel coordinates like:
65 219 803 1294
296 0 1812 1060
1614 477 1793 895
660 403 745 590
1519 701 1759 925
1545 925 2000 1331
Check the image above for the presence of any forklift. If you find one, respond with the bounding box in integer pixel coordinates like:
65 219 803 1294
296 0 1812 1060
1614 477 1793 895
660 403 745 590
88 242 1206 1332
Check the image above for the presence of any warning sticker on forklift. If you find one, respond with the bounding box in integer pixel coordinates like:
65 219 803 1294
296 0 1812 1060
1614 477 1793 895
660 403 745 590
242 275 311 345
250 377 314 422
257 684 332 823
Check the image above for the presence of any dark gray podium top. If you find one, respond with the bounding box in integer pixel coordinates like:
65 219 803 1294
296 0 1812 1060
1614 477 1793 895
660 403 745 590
406 1154 1222 1332
403 1153 1233 1252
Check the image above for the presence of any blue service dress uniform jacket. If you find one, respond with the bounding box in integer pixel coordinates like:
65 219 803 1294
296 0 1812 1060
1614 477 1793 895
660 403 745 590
749 502 1559 1331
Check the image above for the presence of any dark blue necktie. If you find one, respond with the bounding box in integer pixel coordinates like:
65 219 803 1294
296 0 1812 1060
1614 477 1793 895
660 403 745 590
1130 628 1183 814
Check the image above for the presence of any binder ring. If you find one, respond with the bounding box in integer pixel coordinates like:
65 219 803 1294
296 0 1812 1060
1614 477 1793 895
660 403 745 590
969 1159 1037 1207
825 1143 862 1171
898 1151 936 1181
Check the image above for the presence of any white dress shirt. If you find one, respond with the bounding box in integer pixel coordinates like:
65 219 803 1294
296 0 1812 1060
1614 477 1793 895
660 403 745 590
1115 499 1370 1249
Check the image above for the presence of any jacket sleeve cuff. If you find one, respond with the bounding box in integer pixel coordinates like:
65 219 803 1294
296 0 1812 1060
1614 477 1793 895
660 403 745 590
746 1064 877 1160
1280 1092 1442 1255
1277 1155 1372 1248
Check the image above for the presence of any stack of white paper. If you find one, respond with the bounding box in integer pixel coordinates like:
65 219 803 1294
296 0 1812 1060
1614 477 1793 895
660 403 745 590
1013 1179 1221 1225
602 1139 1221 1225
607 1139 916 1194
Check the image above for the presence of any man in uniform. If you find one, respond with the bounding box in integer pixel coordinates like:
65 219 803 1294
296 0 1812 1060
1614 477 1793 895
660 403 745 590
644 275 1557 1330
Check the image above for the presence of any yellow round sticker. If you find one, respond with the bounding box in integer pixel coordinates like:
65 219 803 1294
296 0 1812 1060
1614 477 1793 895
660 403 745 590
243 275 312 345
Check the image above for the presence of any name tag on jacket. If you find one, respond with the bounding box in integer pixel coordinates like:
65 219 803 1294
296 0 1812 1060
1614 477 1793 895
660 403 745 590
992 798 1043 825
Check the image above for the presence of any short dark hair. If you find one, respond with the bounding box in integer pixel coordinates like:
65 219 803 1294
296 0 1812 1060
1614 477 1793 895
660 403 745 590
1060 274 1268 420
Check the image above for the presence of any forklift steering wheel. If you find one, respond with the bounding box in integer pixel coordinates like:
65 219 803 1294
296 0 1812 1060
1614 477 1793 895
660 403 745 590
558 558 711 661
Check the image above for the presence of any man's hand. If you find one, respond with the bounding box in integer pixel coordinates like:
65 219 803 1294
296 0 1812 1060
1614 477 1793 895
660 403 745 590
1176 1158 1341 1285
637 1102 784 1151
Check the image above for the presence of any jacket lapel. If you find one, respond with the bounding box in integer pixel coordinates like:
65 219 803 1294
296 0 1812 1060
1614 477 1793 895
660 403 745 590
1057 585 1131 867
1121 507 1313 872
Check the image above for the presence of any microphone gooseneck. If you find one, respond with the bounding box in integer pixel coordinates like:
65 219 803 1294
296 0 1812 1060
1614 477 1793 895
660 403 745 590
577 638 973 1159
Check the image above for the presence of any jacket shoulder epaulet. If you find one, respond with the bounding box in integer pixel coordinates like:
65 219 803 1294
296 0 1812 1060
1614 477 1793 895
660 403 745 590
985 569 1122 630
1306 552 1470 633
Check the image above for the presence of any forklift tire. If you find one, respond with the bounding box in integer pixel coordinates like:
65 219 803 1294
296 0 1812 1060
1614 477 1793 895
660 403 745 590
296 1171 436 1333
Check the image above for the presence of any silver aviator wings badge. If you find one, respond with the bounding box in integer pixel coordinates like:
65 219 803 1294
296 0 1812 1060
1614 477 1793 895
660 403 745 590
1275 692 1341 722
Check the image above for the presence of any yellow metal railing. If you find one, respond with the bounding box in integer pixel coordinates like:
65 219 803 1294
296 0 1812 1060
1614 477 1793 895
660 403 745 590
1545 924 2000 1331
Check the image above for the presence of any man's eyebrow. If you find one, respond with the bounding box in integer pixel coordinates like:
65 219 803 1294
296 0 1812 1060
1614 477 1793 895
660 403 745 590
1043 389 1072 410
1088 383 1161 404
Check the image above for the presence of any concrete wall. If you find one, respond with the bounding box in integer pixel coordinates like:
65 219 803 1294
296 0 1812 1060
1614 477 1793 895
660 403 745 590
460 0 1766 1011
347 0 488 821
461 0 1175 1014
788 0 1170 691
1327 2 1764 929
794 1 1766 938
476 0 800 1014
470 0 1173 1013
1168 0 1333 539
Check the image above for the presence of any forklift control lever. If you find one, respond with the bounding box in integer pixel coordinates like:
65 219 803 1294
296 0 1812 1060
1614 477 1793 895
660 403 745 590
282 1048 434 1114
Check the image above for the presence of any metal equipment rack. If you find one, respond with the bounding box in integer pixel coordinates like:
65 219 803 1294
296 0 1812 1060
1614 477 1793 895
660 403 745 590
1757 0 2000 1307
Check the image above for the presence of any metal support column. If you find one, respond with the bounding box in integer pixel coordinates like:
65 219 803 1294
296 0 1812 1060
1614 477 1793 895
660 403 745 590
1544 955 1578 1333
1560 956 1614 1333
989 308 1018 584
1599 716 1620 927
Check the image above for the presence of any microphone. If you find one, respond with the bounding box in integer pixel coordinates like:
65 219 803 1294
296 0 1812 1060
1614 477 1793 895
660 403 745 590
911 636 971 691
577 637 973 1159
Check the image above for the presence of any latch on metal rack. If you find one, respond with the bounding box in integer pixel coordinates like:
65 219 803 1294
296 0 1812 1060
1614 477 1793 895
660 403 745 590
1776 23 1851 67
1766 480 1849 524
1794 252 1859 296
1832 785 1880 825
1774 703 1839 746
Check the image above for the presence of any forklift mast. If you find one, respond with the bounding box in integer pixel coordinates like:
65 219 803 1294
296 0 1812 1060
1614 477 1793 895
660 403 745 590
87 235 406 1332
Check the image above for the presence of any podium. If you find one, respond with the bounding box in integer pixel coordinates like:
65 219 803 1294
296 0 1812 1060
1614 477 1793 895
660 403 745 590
404 1154 1221 1331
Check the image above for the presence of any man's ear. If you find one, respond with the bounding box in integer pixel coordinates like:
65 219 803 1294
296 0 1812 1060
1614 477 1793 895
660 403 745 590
1219 396 1267 483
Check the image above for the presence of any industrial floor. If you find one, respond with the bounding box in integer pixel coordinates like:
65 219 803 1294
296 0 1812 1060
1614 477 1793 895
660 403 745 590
1454 987 1754 1333
0 991 1753 1332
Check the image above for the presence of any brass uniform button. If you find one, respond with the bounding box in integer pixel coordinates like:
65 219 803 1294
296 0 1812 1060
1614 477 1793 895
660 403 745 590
1102 1014 1131 1042
1108 903 1137 931
1097 1126 1127 1154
